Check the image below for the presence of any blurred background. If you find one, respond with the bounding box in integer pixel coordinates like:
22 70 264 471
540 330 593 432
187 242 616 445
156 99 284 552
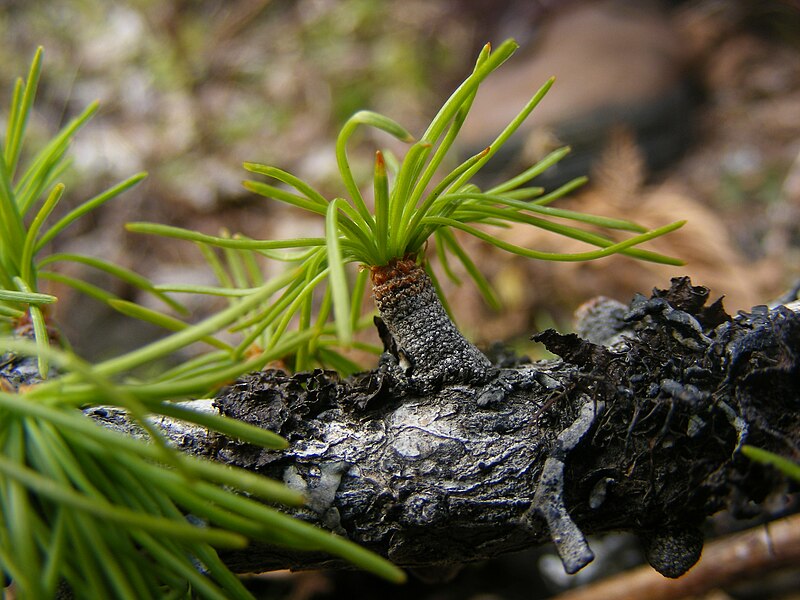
4 0 800 356
3 0 800 597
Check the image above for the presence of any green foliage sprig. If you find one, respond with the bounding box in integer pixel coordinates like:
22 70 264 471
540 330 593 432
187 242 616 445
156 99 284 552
132 39 684 355
742 445 800 482
0 49 404 599
0 48 148 377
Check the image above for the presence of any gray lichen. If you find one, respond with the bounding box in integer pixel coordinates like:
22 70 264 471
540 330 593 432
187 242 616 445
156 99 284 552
525 397 603 574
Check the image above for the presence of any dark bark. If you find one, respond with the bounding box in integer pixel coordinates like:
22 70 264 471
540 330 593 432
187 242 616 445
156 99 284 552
370 257 493 392
194 278 799 579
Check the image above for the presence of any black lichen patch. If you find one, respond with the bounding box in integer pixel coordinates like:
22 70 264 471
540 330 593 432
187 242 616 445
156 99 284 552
641 526 704 578
215 369 340 437
215 365 406 429
533 330 617 374
651 276 730 329
535 278 800 546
